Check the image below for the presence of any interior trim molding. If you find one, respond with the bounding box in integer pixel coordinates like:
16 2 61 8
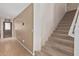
16 39 33 55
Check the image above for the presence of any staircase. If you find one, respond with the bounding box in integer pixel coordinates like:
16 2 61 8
35 10 76 56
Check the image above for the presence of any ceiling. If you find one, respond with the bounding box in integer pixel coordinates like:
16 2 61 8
0 3 30 18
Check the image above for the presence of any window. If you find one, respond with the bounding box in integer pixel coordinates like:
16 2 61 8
5 23 11 30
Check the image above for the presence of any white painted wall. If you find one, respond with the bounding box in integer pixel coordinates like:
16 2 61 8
67 3 78 12
74 15 79 55
34 3 66 51
33 4 42 51
74 7 79 55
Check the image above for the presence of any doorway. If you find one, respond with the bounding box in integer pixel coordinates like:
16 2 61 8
3 21 12 38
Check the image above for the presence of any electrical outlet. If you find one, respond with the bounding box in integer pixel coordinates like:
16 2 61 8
22 40 24 43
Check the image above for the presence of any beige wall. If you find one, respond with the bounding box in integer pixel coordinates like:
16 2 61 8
14 4 33 52
67 3 78 11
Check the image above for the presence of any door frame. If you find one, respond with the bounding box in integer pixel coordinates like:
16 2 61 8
3 21 12 38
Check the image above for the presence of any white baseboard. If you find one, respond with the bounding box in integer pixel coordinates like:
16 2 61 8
16 39 33 55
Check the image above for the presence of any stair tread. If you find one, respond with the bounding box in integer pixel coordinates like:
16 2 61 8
45 41 74 55
42 46 67 56
35 51 49 56
53 32 69 37
48 37 74 47
52 34 74 40
54 30 68 34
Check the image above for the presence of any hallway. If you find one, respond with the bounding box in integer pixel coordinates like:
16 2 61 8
0 4 33 56
0 38 31 56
